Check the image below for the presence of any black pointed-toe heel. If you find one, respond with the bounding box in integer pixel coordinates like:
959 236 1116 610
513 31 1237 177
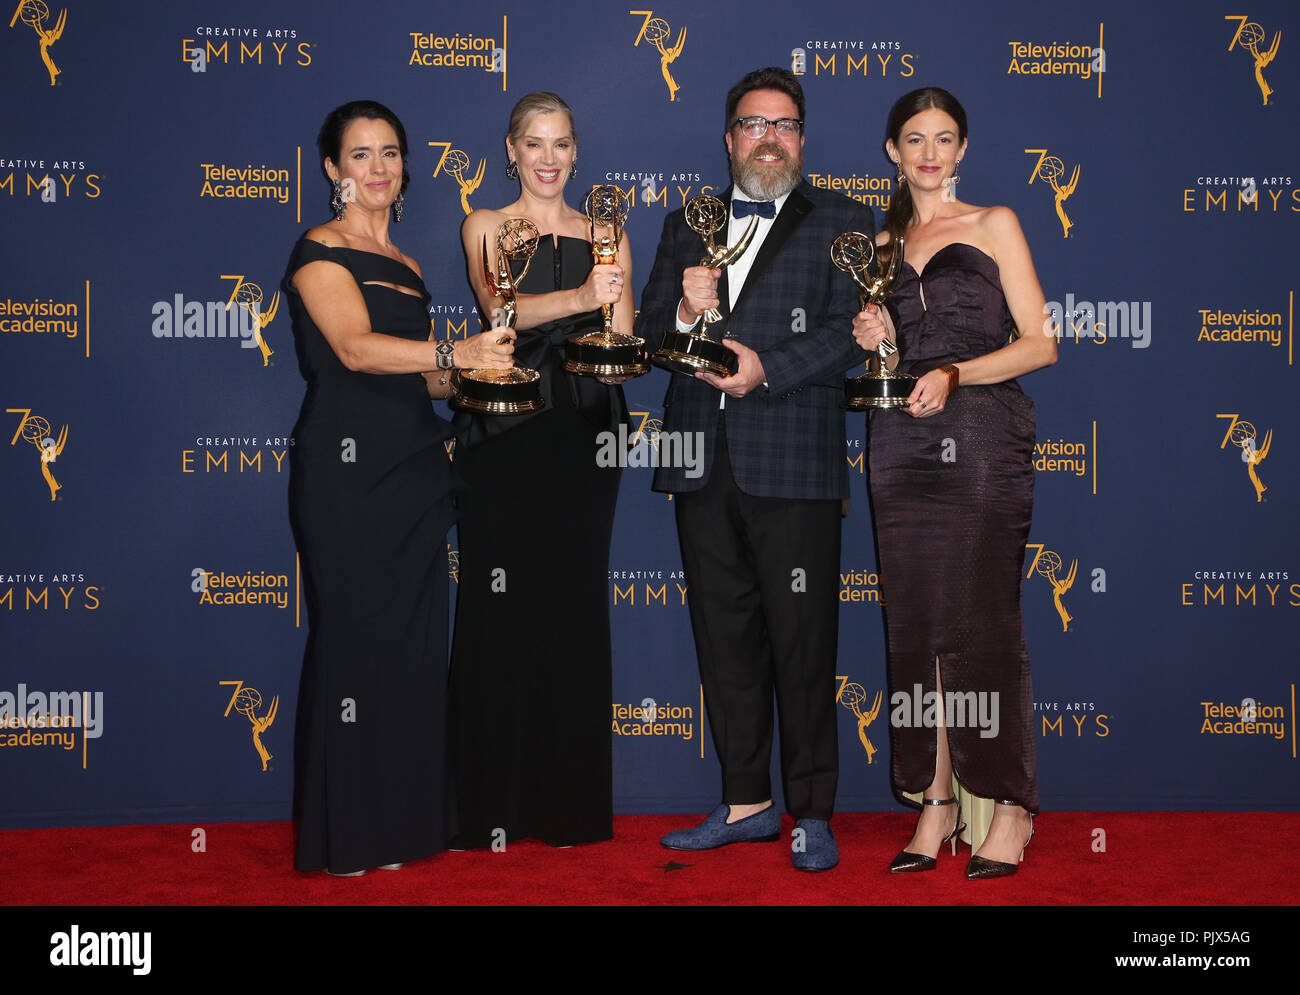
966 800 1035 880
889 796 966 873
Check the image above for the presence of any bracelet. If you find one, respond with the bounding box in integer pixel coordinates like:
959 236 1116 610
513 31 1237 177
938 362 960 395
435 339 456 370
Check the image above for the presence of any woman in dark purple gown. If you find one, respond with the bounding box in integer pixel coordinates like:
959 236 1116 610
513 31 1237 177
853 88 1057 879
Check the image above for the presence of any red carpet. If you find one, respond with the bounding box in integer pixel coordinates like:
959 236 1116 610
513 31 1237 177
1 812 1295 906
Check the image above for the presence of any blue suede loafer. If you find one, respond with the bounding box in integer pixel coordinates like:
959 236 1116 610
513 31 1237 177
792 818 838 871
661 804 781 850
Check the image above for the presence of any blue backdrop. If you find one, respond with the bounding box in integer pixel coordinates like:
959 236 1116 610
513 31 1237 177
1 0 1296 828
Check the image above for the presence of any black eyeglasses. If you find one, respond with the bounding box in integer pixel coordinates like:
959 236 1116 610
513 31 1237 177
730 116 803 139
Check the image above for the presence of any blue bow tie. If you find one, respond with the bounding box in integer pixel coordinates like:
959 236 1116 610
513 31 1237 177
732 199 776 219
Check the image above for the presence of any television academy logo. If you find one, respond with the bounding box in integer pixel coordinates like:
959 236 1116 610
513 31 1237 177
1200 692 1293 752
611 697 696 741
219 680 277 772
1005 22 1106 99
1195 300 1291 353
1225 15 1280 106
630 11 686 102
1025 148 1081 237
0 685 104 762
407 18 507 89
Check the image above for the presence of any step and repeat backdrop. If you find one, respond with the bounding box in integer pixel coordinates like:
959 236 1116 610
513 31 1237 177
2 0 1295 828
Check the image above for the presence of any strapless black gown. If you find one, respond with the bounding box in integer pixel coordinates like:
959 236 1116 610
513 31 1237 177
284 238 456 872
868 242 1039 813
447 235 627 848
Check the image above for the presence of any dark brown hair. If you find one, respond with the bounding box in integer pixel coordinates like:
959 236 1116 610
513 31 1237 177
725 67 805 130
883 87 968 243
317 100 410 195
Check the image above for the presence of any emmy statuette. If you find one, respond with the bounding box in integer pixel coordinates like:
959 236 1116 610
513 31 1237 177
451 218 546 415
563 184 649 382
832 232 914 409
651 193 759 378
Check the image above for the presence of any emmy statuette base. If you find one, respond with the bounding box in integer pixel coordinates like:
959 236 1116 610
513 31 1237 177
845 371 918 411
563 333 650 381
651 329 737 379
451 368 546 415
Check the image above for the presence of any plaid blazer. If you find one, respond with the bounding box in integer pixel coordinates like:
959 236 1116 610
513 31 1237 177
635 181 874 499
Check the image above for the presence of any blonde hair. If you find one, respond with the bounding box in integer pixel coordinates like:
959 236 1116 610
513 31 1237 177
507 91 577 144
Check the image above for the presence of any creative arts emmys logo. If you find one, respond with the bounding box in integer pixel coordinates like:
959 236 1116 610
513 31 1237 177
219 680 277 772
7 407 66 501
8 1 64 86
1026 149 1080 238
629 11 686 102
1225 16 1280 106
1026 543 1076 632
182 28 313 72
788 41 915 79
836 675 883 764
428 141 484 216
1217 413 1272 502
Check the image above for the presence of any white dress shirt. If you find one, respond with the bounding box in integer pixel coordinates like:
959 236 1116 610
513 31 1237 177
676 188 791 405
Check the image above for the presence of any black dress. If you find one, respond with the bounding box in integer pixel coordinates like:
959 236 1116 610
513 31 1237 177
448 235 627 848
868 242 1039 813
285 238 456 872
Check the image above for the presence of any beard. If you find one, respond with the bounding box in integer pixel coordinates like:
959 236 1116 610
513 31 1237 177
731 142 803 201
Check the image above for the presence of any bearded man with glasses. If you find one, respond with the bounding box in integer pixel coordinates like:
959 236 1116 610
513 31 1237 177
635 66 882 872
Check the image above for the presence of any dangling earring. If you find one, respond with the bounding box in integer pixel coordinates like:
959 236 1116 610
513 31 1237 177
894 160 905 184
950 158 961 185
505 157 518 180
331 179 346 221
393 192 404 223
570 155 578 179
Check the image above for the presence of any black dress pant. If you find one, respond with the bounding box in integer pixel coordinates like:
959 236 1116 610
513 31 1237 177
674 418 841 821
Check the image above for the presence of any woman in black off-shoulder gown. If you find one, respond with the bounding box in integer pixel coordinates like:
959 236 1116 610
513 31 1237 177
854 88 1057 878
287 101 514 874
447 92 631 848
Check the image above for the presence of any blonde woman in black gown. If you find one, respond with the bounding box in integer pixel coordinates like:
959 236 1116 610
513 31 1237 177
448 92 632 848
286 101 513 875
853 88 1057 879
